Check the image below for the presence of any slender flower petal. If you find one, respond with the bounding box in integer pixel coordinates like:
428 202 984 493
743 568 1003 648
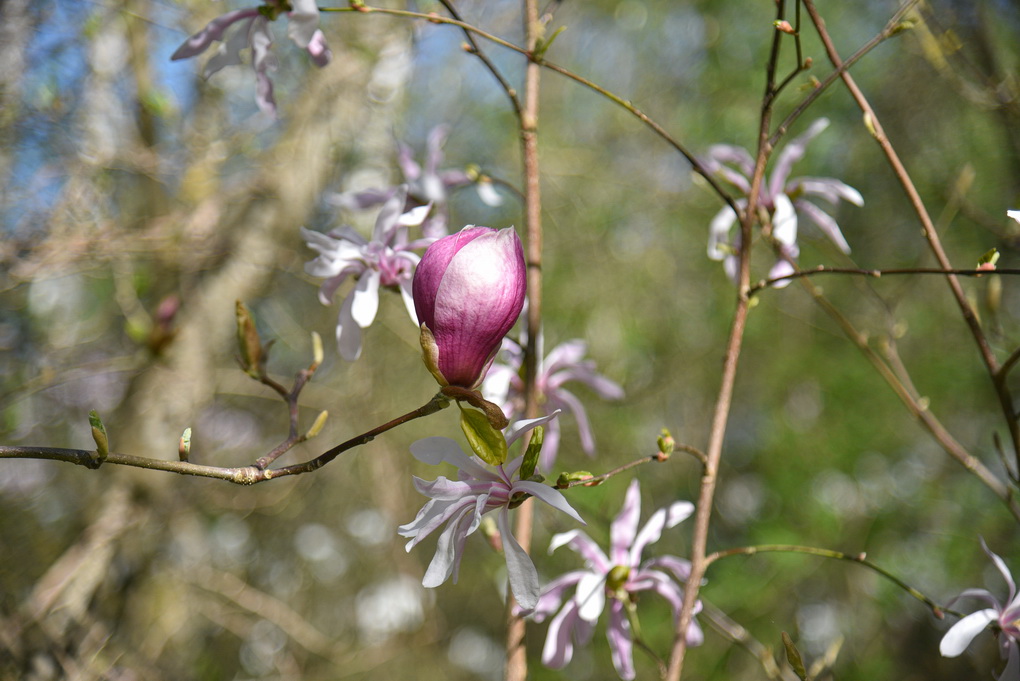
400 419 583 613
483 334 623 469
940 539 1020 681
526 480 701 679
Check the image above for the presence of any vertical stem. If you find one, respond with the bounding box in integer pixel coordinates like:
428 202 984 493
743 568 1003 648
505 1 543 679
667 3 788 677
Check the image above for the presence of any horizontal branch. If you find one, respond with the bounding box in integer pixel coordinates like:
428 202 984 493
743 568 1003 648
0 394 450 485
750 265 1020 295
706 544 957 620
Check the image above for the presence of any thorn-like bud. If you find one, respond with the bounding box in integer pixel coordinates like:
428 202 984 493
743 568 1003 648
555 471 595 488
89 410 109 464
305 410 329 440
311 331 324 368
236 300 262 378
657 428 675 458
179 427 192 461
774 20 795 34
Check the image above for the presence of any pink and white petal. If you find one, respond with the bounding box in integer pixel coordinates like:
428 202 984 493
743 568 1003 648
513 480 585 524
548 388 596 454
172 8 260 60
499 508 540 612
410 438 499 482
549 530 610 572
542 599 582 668
770 118 829 198
940 609 998 657
611 480 642 565
797 177 864 206
304 29 332 67
772 193 798 248
286 0 321 47
629 502 692 566
537 418 562 473
643 555 693 582
981 537 1017 602
398 203 433 228
398 278 419 326
421 507 473 587
768 259 796 288
201 15 257 78
350 269 380 328
505 412 560 448
529 570 590 621
607 599 637 681
998 642 1020 681
412 476 478 501
708 206 739 260
336 292 362 361
575 570 608 622
544 339 588 373
796 200 852 254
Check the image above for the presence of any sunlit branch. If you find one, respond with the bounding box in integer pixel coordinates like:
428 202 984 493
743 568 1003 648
749 266 1020 295
0 395 450 485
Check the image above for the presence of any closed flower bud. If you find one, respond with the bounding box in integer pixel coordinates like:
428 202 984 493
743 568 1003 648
412 226 526 388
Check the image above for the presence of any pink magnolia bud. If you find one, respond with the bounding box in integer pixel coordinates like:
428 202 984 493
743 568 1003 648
413 226 526 388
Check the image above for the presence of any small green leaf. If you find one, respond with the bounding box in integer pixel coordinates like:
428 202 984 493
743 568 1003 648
460 406 507 465
89 410 109 462
782 632 810 681
520 426 544 479
978 247 1000 267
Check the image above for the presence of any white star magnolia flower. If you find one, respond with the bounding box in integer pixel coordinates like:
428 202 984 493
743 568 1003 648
399 415 583 613
301 186 433 361
704 118 863 287
525 479 702 680
941 539 1020 681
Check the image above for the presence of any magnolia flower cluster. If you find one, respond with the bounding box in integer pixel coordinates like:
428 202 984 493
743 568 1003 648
941 539 1020 681
527 479 702 680
302 186 434 361
331 126 504 239
484 335 623 471
704 118 863 286
399 417 582 611
172 0 331 116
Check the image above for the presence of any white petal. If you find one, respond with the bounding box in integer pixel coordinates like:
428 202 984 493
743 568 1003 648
350 270 380 328
499 509 540 612
336 293 362 361
575 571 607 622
1009 210 1020 224
940 609 998 657
772 193 798 248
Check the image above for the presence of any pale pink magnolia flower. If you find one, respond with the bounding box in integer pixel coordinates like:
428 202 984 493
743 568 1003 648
704 118 863 287
940 539 1020 681
330 126 504 239
525 479 702 680
301 186 433 361
399 415 583 612
172 0 332 116
483 334 623 471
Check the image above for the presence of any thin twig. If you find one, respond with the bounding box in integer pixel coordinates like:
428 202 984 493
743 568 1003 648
0 395 450 484
325 5 740 216
705 544 957 619
803 0 1020 479
749 266 1020 295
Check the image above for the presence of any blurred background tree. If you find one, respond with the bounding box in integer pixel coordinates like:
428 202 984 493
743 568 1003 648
1 1 1018 680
